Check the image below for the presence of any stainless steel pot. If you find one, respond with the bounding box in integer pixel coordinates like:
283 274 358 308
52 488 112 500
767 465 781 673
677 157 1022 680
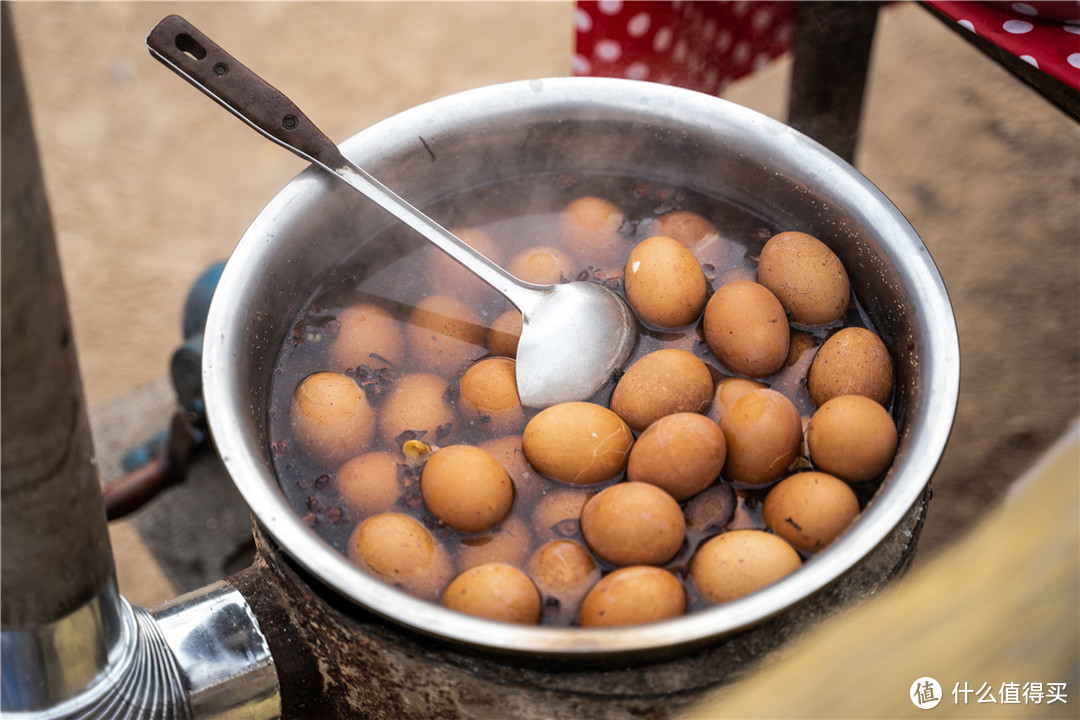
202 77 959 662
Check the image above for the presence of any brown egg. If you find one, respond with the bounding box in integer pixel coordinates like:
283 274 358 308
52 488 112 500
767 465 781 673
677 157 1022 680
486 309 522 358
580 482 685 566
806 395 898 483
807 327 894 408
757 231 851 326
290 372 376 467
609 349 713 433
531 488 592 541
690 529 802 604
441 562 541 624
719 265 757 285
458 357 524 434
719 388 803 485
769 331 821 406
706 377 768 422
336 451 404 517
477 435 547 504
626 412 726 500
426 227 503 305
347 512 453 602
527 539 601 620
684 483 737 535
702 280 790 378
327 303 404 372
421 445 514 533
378 372 457 449
507 245 578 285
646 209 724 261
624 235 708 328
763 471 860 553
558 196 627 268
405 294 487 377
578 566 686 628
457 514 534 571
522 402 634 485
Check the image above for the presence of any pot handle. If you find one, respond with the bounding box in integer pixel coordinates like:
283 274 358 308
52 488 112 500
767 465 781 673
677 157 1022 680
146 15 346 170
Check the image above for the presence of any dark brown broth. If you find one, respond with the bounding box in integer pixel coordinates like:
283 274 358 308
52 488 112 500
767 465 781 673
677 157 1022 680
267 172 883 625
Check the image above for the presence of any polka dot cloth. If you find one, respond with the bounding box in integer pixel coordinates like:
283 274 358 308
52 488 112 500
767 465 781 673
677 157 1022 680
926 1 1080 91
573 1 796 96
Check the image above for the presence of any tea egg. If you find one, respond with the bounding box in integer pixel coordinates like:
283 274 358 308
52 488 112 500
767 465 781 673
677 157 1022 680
580 482 685 566
626 412 727 501
763 471 860 553
427 227 503 305
558 196 627 268
531 488 592 541
807 326 894 408
684 482 737 534
378 372 457 448
522 402 634 485
507 245 578 285
702 280 790 378
579 566 686 628
719 388 803 485
327 303 405 372
624 235 708 328
477 435 546 503
646 209 724 261
441 562 541 624
609 349 713 433
806 394 898 483
336 451 404 517
706 377 768 422
348 512 453 602
486 310 522 358
290 371 376 467
458 357 524 434
405 294 486 377
690 529 802 604
421 445 514 533
528 539 601 618
457 514 533 571
757 231 850 326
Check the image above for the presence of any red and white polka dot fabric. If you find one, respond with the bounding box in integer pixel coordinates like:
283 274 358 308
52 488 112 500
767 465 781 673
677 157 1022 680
573 1 1079 97
927 1 1080 91
572 1 797 96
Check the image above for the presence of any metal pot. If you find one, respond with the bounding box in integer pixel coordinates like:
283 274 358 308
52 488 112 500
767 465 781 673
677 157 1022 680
202 77 959 664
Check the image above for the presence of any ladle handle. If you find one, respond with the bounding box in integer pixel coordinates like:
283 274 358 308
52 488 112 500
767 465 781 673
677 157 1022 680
146 15 346 169
146 15 549 315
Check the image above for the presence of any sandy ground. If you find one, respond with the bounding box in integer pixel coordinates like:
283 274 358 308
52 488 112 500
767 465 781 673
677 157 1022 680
7 1 1079 620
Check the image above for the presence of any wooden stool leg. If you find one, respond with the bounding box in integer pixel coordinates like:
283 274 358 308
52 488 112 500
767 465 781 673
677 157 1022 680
788 1 883 164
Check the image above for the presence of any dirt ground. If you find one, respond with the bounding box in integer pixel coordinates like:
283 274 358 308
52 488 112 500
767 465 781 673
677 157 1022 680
7 0 1079 620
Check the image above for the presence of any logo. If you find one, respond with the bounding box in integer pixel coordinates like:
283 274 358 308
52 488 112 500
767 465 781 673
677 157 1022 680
911 677 943 709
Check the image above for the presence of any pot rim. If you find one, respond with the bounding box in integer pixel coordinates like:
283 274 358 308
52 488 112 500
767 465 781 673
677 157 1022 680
202 77 960 657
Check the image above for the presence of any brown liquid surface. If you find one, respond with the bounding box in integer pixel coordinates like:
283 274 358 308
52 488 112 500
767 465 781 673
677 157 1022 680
268 172 884 624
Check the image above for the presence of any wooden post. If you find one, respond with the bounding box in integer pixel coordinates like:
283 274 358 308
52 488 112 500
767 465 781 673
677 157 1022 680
788 1 883 164
1 1 114 630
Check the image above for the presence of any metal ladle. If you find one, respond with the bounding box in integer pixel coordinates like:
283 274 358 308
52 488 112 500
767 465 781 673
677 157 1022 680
147 15 638 408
